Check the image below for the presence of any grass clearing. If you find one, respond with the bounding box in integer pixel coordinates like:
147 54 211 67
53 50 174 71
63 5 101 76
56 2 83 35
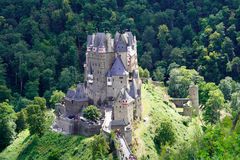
132 83 202 159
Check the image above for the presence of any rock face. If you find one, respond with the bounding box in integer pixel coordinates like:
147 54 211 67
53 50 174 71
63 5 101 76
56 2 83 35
53 32 142 141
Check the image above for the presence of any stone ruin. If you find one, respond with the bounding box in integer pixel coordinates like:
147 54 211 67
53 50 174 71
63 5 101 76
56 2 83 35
170 84 199 116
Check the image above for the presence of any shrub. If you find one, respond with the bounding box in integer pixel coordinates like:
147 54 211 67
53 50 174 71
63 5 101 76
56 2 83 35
83 105 101 121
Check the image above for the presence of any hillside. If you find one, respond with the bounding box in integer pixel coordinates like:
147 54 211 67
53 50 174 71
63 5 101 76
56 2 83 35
132 83 202 159
0 111 97 160
0 83 201 160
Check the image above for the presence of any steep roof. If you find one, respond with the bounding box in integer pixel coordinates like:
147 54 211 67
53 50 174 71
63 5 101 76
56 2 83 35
129 79 138 99
87 35 94 47
109 56 128 76
66 89 76 99
93 32 106 48
65 83 88 102
117 88 134 103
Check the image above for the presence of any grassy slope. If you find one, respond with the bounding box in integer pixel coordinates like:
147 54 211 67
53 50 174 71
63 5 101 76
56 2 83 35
0 83 202 160
132 83 202 159
0 110 95 160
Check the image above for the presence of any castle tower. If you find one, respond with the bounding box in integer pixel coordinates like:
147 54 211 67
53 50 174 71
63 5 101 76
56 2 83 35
107 55 129 99
189 84 199 115
128 79 142 120
113 88 134 124
85 33 115 104
114 32 137 73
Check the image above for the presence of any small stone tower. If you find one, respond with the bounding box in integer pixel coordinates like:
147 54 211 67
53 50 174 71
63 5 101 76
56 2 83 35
189 84 199 115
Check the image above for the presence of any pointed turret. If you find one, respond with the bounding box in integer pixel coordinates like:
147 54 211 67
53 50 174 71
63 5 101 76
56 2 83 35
109 56 128 76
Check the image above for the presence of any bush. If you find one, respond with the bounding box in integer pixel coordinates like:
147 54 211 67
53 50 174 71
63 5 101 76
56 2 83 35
83 105 101 121
154 121 175 149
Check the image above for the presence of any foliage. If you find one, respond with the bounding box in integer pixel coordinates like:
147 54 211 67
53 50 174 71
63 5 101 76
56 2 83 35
26 104 46 136
15 110 27 133
170 117 240 160
203 89 225 124
154 121 175 149
219 76 240 101
199 82 219 105
49 90 65 108
0 85 11 102
230 91 240 112
83 105 101 121
168 66 204 98
91 133 110 160
0 102 16 151
33 97 46 110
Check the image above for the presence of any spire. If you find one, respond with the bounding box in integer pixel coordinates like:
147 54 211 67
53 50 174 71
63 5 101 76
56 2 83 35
109 56 128 76
118 88 134 103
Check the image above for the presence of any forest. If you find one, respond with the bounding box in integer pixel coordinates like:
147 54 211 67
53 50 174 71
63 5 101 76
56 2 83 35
1 0 240 159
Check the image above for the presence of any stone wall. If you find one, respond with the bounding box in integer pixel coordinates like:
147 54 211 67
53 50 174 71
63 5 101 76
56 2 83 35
55 116 102 137
64 99 88 115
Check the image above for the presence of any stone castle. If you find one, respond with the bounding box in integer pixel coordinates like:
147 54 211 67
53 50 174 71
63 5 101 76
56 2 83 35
53 31 142 143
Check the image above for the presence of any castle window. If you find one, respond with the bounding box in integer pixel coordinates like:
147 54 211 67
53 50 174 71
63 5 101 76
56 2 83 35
119 77 123 79
121 81 122 83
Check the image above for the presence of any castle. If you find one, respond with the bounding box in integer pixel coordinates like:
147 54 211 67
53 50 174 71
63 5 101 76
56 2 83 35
53 32 142 143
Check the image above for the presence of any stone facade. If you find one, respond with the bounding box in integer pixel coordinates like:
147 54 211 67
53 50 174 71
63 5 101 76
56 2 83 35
170 84 199 117
53 32 142 140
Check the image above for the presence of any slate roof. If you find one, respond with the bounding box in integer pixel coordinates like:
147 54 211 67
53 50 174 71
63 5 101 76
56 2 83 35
118 88 134 103
111 119 128 126
93 32 106 48
66 89 76 99
129 79 138 99
109 56 128 76
87 35 94 47
65 83 88 102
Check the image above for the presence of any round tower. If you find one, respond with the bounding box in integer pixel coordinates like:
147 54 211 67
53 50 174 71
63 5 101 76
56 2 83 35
189 84 199 115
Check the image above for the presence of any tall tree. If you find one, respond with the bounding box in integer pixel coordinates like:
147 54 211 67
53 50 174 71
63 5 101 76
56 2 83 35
26 104 46 136
203 89 225 124
0 102 16 151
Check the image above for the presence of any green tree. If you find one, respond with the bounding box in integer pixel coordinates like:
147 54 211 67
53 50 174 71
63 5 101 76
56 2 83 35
199 82 219 105
26 104 46 136
24 80 39 99
91 133 109 160
203 89 225 124
153 67 165 81
0 102 16 151
33 97 46 110
58 67 79 92
143 68 150 78
168 66 204 98
219 77 238 101
49 90 65 108
15 110 27 133
0 57 6 85
230 92 240 112
83 105 101 121
154 121 175 149
0 85 11 102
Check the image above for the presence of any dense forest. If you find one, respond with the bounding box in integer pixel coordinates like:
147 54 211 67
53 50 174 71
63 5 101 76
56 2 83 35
1 0 240 104
1 0 240 159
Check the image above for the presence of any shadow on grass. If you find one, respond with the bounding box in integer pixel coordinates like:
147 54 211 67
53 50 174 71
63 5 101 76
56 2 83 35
16 131 87 160
17 136 39 160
